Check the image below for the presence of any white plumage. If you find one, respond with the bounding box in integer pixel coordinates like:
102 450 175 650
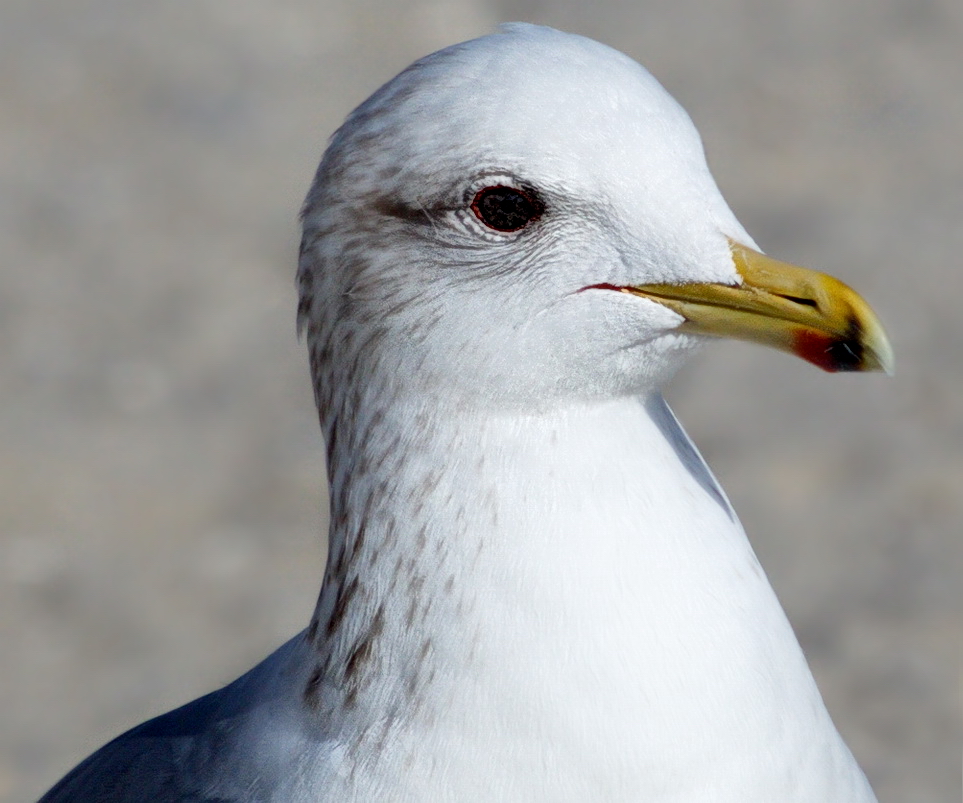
42 24 884 801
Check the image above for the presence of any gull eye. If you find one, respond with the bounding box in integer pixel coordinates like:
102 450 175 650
470 185 544 232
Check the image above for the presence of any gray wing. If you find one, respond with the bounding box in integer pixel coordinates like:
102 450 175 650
39 689 240 803
646 394 736 521
38 634 318 802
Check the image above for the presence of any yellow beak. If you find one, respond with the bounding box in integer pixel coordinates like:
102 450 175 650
623 241 894 373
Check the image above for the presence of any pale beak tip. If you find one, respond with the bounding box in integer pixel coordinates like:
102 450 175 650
855 307 895 376
872 332 896 377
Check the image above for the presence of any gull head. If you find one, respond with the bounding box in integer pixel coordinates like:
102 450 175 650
298 24 892 417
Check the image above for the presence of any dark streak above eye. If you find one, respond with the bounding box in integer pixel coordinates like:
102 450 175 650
373 197 444 224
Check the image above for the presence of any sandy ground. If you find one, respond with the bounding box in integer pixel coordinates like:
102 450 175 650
1 1 960 800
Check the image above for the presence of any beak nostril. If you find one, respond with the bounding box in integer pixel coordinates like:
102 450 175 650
779 295 819 309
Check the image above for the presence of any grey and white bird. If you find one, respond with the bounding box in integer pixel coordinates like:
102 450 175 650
41 24 892 802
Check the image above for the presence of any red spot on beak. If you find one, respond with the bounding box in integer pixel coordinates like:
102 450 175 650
793 329 864 373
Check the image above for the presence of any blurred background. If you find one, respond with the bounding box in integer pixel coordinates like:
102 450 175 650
1 1 959 800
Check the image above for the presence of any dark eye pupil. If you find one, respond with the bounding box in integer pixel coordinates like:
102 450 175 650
470 185 543 232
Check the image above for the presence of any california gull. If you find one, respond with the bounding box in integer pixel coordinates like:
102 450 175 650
41 24 892 802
